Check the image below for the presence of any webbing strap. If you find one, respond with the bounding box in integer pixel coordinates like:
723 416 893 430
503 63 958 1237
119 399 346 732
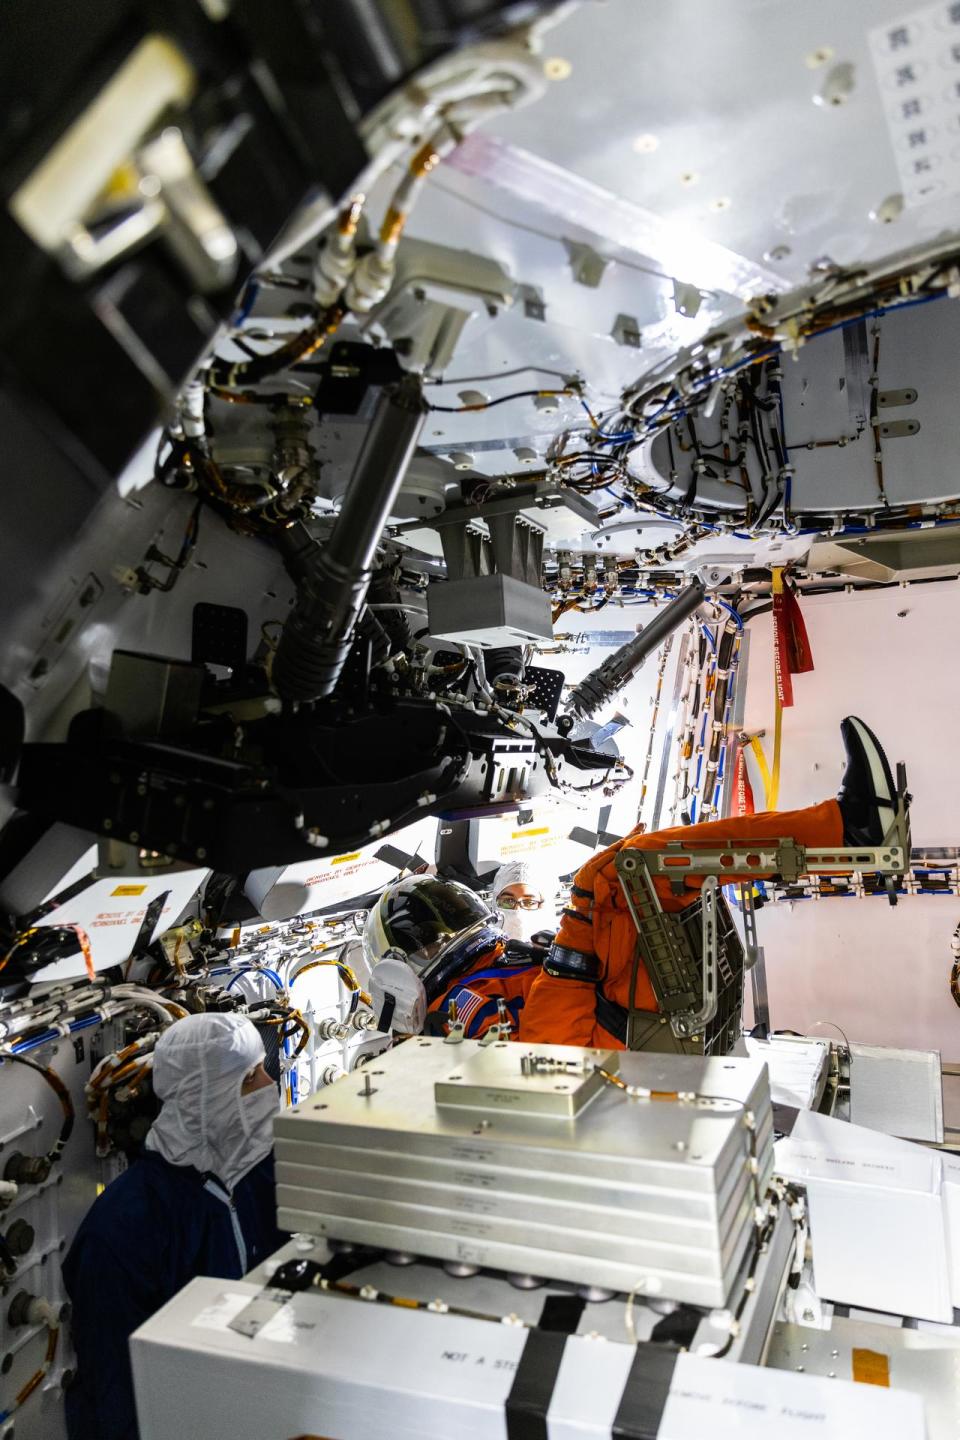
505 1329 568 1440
611 1344 680 1438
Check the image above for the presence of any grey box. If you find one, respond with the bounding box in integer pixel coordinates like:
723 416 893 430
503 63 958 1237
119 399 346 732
274 1039 774 1307
427 574 554 646
105 650 205 738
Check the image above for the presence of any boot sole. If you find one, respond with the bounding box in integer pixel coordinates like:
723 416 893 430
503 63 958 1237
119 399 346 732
844 716 896 837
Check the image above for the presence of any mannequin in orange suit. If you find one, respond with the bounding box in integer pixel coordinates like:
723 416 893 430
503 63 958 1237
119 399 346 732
519 716 898 1050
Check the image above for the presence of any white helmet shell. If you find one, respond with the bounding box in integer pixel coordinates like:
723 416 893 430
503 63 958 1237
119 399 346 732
369 953 428 1035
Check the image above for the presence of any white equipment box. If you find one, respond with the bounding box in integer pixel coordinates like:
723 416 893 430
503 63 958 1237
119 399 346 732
776 1110 953 1323
274 1039 774 1308
131 1272 926 1440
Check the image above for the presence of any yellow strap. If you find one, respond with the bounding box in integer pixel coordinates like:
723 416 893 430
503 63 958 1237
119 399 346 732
765 568 785 809
748 736 773 806
745 566 786 812
768 691 782 811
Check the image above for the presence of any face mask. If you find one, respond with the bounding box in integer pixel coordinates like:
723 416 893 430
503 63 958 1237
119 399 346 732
501 907 543 943
242 1085 280 1157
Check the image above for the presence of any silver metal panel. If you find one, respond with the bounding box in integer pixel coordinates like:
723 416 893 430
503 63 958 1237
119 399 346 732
132 1276 535 1440
767 1317 960 1440
275 1203 758 1308
849 1042 944 1142
274 1040 773 1306
433 1042 616 1116
275 1041 771 1183
277 1159 758 1272
481 0 960 285
273 1130 764 1224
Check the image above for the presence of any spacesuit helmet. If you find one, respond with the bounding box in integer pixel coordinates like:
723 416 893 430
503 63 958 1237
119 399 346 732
363 875 501 1004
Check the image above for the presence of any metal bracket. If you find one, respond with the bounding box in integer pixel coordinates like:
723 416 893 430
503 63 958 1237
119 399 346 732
612 313 642 349
443 997 465 1044
639 820 909 891
478 999 513 1046
871 418 920 439
738 883 760 971
695 877 719 1034
616 849 711 1043
739 882 770 1035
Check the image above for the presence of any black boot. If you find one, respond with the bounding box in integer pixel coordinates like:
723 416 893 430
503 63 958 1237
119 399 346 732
836 716 896 846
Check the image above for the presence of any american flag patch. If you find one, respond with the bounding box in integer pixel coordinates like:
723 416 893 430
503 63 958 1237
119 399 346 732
449 986 485 1028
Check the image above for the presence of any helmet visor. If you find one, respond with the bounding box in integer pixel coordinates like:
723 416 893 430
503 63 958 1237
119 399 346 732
368 878 495 974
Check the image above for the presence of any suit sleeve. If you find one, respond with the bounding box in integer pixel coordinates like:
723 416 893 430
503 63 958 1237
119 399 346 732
64 1229 163 1440
518 970 599 1045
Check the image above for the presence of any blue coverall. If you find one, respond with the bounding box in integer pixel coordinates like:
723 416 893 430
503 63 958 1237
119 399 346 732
63 1150 284 1440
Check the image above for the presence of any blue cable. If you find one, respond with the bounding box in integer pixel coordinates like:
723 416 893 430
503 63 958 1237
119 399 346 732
10 1014 102 1055
231 278 260 327
224 967 284 993
713 599 743 630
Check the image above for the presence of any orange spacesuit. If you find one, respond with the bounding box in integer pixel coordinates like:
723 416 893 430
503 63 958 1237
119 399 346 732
519 799 844 1049
426 939 544 1039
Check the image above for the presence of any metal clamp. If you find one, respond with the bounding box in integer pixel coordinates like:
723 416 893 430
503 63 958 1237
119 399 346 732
478 999 513 1046
443 997 465 1044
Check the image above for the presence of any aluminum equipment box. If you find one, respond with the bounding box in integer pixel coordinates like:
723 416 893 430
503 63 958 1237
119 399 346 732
274 1039 774 1308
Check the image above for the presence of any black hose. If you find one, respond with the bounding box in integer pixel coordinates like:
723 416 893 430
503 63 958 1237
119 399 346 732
367 568 413 657
272 376 426 701
566 579 706 718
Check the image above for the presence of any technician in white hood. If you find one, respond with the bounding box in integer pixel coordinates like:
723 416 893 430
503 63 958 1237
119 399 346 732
63 1013 285 1440
493 859 554 944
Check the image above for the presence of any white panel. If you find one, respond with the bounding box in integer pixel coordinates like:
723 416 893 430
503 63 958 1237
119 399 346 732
739 580 960 1055
663 1350 925 1438
243 817 438 919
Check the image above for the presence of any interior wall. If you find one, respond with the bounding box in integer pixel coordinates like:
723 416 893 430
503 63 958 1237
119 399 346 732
738 580 960 1058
